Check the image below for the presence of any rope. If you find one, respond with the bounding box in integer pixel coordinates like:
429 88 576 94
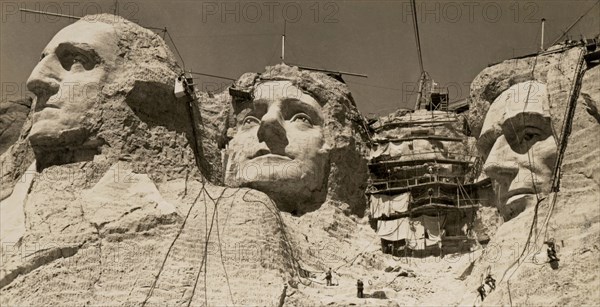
214 197 235 304
240 191 313 287
496 47 543 284
496 47 587 302
141 179 207 307
186 186 227 307
538 48 587 243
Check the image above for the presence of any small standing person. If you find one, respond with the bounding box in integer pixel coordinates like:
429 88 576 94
485 274 496 290
477 284 486 301
325 268 333 286
545 240 560 269
356 279 364 298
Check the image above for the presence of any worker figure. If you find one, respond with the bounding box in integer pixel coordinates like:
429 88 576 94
325 268 333 286
477 284 486 301
356 279 364 298
427 165 434 182
484 274 496 290
544 241 560 263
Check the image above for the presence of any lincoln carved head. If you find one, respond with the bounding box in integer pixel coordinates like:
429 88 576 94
224 65 368 214
477 81 557 220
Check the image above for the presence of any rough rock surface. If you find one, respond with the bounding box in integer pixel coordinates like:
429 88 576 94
460 46 600 305
195 89 231 183
0 168 300 305
0 131 35 202
0 98 31 156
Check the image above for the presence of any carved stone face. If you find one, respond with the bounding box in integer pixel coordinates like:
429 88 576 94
225 80 328 207
478 81 557 219
26 21 118 147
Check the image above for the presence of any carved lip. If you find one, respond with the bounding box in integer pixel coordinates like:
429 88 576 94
504 188 536 204
41 104 60 109
34 95 60 111
249 149 292 161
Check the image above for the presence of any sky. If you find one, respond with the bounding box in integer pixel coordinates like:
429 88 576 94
1 0 599 115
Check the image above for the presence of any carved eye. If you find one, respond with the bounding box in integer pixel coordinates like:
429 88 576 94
290 113 313 126
242 116 260 126
520 128 541 143
56 43 98 71
522 132 536 142
72 54 88 65
40 53 47 61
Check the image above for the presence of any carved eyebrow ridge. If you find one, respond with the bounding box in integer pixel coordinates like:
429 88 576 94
280 98 323 124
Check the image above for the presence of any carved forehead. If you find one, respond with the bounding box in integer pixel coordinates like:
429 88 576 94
45 21 117 53
480 81 551 136
253 81 321 108
493 81 550 117
44 20 118 61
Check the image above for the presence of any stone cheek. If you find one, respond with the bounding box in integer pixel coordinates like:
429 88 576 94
224 81 330 212
27 21 119 149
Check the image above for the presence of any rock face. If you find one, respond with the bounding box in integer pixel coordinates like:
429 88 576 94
0 14 302 306
0 98 31 156
0 15 384 307
195 90 231 183
0 98 35 201
460 46 600 305
223 65 370 215
3 12 597 307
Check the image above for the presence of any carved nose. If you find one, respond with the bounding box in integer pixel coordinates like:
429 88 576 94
26 55 61 98
257 107 288 153
483 160 519 183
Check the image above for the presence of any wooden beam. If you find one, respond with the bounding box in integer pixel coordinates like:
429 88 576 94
288 63 368 78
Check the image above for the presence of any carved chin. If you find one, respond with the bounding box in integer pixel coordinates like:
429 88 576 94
29 122 88 147
500 194 536 220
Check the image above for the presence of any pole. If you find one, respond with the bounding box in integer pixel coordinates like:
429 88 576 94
19 8 165 31
281 20 286 63
540 18 546 51
288 63 368 78
189 71 236 81
410 0 424 74
19 8 80 20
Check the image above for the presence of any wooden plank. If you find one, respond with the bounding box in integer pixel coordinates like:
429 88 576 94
372 135 464 143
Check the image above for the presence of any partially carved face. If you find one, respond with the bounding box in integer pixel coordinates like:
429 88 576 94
478 81 557 219
26 21 118 147
225 80 328 207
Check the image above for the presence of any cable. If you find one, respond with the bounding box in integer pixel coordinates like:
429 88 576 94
346 80 402 92
165 29 186 71
550 0 600 46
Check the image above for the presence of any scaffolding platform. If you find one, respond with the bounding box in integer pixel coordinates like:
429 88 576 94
369 156 474 170
375 203 480 220
372 118 459 132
